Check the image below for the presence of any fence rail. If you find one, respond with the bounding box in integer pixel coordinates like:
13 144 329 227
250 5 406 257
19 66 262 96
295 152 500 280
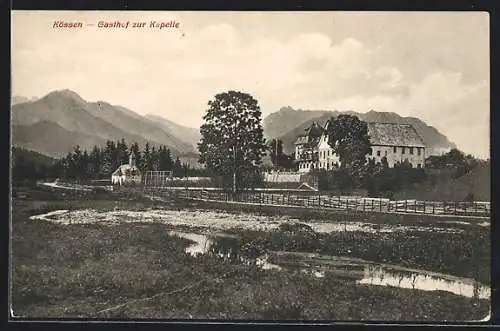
171 189 490 217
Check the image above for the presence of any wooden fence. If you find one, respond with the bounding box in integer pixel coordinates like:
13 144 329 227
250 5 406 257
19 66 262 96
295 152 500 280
174 189 491 217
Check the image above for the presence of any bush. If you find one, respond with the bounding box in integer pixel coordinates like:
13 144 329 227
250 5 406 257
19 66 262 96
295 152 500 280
364 167 427 197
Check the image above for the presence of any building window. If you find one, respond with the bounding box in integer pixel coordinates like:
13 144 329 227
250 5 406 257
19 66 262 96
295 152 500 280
376 150 381 157
370 149 373 156
417 164 422 168
409 147 414 155
328 150 330 156
385 151 388 156
417 148 421 156
402 147 406 154
393 146 397 153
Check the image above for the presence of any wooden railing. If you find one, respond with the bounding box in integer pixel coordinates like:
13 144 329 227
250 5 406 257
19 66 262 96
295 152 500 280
174 189 490 217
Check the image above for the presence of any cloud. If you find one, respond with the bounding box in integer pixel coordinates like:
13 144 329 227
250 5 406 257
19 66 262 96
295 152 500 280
11 11 489 158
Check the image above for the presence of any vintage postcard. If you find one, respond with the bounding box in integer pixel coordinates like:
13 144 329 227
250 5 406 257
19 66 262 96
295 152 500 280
10 10 490 322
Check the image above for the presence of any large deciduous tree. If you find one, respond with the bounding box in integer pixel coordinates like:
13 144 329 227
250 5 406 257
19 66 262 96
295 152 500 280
326 114 371 175
198 91 267 192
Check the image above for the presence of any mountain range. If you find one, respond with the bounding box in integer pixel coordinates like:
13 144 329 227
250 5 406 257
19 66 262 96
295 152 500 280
11 89 457 167
11 89 201 162
263 106 456 156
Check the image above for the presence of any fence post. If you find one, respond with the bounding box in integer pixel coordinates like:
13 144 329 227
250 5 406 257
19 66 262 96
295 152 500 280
363 199 366 212
475 201 477 215
432 203 435 214
318 191 321 207
405 200 408 213
423 201 426 214
379 198 382 212
454 201 457 215
371 199 374 211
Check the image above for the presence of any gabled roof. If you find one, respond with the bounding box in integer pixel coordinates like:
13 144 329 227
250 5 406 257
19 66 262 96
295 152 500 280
294 121 324 145
112 164 141 177
306 121 324 138
296 120 425 148
367 122 425 148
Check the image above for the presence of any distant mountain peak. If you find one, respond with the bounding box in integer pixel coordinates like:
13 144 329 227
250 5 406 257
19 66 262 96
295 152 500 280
12 90 199 158
44 89 86 104
279 106 295 112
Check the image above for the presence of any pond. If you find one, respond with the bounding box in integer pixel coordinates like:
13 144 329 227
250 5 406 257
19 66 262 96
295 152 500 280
170 230 490 300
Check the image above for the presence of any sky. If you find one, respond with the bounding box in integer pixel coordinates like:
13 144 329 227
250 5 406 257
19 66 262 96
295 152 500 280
11 11 490 158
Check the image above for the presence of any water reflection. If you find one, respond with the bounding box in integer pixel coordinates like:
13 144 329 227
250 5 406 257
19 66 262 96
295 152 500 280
358 265 490 299
169 231 213 256
169 230 490 300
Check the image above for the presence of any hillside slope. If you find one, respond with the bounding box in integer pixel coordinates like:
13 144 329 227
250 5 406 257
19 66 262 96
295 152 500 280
11 146 56 167
394 163 491 201
12 121 108 158
145 113 201 149
85 102 195 153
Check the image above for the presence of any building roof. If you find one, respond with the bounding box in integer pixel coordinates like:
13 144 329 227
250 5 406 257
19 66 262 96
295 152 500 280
294 121 324 145
294 135 308 145
306 121 324 137
295 121 425 149
367 122 425 148
112 164 141 177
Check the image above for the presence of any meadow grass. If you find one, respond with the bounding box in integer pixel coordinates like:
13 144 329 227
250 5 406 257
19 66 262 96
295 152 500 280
10 205 489 321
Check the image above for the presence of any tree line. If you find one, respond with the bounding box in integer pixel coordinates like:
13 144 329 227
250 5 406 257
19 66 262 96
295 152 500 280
49 139 210 181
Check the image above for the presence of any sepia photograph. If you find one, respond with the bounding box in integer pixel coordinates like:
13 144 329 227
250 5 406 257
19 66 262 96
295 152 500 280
10 10 490 322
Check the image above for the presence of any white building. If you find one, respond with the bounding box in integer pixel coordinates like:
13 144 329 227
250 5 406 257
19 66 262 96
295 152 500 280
111 153 142 185
366 122 426 168
294 122 323 173
294 120 426 172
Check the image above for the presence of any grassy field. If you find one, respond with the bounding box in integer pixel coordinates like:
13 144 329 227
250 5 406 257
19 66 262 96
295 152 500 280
394 164 491 202
228 224 490 285
10 186 490 321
